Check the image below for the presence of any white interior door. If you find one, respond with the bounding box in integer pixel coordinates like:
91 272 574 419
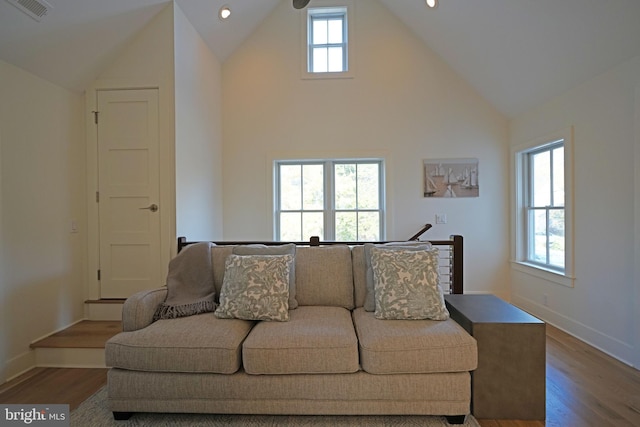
97 89 162 298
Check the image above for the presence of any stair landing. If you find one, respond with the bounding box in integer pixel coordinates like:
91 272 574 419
31 321 121 349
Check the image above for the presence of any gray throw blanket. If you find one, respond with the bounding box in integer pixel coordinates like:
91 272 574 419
153 242 216 320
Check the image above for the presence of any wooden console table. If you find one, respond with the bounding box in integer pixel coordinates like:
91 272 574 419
444 294 546 420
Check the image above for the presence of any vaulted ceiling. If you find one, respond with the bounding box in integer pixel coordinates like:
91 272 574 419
2 0 640 117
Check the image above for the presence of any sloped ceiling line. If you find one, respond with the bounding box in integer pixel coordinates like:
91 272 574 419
1 0 640 117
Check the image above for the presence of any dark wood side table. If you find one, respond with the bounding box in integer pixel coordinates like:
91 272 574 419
445 294 546 420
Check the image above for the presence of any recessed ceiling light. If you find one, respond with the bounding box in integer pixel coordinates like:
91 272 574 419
219 5 231 20
426 0 438 8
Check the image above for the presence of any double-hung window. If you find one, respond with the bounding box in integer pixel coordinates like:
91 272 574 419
307 7 348 74
526 142 565 269
512 127 574 286
275 160 384 241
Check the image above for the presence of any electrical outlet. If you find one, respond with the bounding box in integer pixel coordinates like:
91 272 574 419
543 294 549 307
435 214 447 224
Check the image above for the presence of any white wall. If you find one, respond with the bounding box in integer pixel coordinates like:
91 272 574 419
174 3 224 241
0 60 85 381
222 0 510 295
510 55 640 367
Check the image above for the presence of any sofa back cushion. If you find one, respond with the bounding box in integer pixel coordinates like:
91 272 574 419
295 245 354 309
211 246 234 300
211 244 355 309
351 245 367 308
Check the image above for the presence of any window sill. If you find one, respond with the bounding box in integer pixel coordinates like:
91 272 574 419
511 260 575 288
301 71 355 80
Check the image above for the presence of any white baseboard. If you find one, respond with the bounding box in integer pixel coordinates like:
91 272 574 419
511 294 636 369
4 350 36 382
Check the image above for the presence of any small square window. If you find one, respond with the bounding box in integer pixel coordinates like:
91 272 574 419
307 7 348 74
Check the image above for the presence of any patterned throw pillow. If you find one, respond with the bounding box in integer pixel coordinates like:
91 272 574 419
363 242 433 311
214 254 293 322
232 244 298 309
371 247 449 320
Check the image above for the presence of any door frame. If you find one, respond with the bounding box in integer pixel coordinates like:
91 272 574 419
634 85 640 369
85 80 175 301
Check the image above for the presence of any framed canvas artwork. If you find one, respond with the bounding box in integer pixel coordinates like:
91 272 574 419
423 158 479 198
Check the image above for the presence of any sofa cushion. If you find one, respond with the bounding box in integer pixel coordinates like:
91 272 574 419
214 254 293 322
371 246 449 320
352 307 477 374
295 246 354 309
242 306 359 375
106 313 254 374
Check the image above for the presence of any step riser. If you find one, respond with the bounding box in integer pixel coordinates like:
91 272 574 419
34 348 106 368
86 303 123 321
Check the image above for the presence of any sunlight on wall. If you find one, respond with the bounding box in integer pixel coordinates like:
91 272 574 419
221 0 510 296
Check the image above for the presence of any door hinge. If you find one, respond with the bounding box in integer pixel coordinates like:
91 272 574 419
97 269 101 280
96 191 99 203
92 110 99 124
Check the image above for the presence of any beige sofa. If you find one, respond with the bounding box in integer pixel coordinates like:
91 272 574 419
105 243 477 424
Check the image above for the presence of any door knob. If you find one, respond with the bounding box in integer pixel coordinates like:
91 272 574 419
139 204 159 213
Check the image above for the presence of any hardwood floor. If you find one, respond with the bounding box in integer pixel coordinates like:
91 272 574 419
478 326 640 427
0 368 107 411
1 325 639 426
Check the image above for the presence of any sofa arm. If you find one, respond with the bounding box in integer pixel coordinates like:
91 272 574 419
121 287 168 332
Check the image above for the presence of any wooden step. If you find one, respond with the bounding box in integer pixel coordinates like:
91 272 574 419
31 321 121 349
30 320 122 368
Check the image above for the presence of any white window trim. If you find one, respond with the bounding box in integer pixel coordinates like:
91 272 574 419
273 158 385 241
300 0 356 80
511 126 575 287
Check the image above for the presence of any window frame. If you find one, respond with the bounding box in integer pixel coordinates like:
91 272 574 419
308 9 348 73
301 1 355 80
274 159 385 241
511 127 575 287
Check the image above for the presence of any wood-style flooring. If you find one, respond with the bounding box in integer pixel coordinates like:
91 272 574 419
1 324 639 426
0 368 108 411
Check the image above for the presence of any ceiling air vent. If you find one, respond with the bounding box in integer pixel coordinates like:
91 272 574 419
4 0 53 22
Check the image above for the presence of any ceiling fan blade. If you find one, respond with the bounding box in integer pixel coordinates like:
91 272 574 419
293 0 311 9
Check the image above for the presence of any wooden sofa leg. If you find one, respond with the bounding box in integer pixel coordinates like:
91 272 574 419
112 412 133 420
445 415 466 424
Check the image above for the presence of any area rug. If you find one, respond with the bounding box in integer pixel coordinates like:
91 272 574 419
71 388 480 427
